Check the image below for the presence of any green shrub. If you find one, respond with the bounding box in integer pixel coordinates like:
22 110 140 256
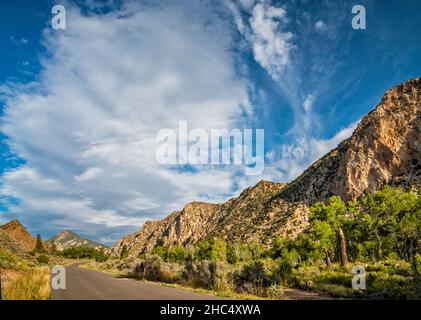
234 261 271 295
160 262 183 283
271 259 293 283
151 245 168 260
36 254 49 264
167 245 186 263
181 260 230 291
267 284 284 299
132 255 163 281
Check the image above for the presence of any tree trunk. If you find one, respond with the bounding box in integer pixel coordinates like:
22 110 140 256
375 232 382 260
337 227 348 266
325 249 332 269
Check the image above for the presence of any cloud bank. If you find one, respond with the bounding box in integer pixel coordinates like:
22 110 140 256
0 1 251 243
0 0 357 243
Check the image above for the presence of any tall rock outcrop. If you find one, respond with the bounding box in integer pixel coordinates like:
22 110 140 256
0 219 37 252
113 78 421 257
281 77 420 203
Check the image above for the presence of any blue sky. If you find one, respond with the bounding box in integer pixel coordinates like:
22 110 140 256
0 0 420 244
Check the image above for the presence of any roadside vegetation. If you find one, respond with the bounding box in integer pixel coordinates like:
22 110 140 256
89 186 420 299
59 247 110 262
1 232 73 300
2 266 51 300
0 240 52 300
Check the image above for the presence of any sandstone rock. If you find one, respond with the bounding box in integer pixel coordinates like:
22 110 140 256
0 219 37 252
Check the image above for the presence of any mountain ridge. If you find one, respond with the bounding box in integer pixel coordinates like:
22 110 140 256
112 77 420 258
48 230 107 251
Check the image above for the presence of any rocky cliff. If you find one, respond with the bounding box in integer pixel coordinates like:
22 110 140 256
0 219 37 252
113 78 421 257
281 77 420 203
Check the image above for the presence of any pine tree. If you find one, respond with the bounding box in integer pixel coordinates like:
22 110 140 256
34 234 45 253
51 243 57 255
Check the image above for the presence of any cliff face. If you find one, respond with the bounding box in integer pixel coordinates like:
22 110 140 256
0 219 37 252
334 78 420 199
279 77 420 204
113 202 222 256
113 78 421 257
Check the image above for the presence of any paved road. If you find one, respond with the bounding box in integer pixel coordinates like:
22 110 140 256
52 264 224 300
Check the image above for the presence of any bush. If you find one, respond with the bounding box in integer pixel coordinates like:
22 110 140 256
414 254 421 275
234 261 271 296
167 245 186 263
267 284 284 299
37 254 49 264
0 248 20 269
152 246 168 261
226 242 238 264
160 262 183 283
132 255 163 281
271 259 293 284
182 260 231 291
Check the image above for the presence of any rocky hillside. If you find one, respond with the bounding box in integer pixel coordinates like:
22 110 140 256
113 201 223 256
0 228 32 260
113 78 421 257
0 219 37 252
48 230 107 251
280 77 421 203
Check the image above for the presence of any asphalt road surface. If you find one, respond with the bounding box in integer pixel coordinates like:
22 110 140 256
52 264 224 300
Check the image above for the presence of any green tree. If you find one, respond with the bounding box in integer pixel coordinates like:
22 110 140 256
167 245 186 263
310 196 349 266
51 243 57 255
34 234 46 253
226 242 238 264
211 239 227 262
195 239 227 262
358 186 420 265
152 246 168 261
120 244 129 259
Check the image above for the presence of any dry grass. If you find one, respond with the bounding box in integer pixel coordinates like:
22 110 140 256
3 266 51 300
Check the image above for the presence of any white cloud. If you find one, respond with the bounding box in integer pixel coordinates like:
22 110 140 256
303 94 313 112
11 36 28 45
248 2 293 80
315 20 326 31
238 0 256 11
226 1 245 34
0 1 251 243
227 1 358 185
268 121 358 182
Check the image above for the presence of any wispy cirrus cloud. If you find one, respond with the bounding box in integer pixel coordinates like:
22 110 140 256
227 0 357 181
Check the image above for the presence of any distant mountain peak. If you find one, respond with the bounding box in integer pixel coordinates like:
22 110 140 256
48 230 106 251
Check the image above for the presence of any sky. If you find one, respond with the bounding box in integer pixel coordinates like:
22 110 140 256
0 0 420 245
